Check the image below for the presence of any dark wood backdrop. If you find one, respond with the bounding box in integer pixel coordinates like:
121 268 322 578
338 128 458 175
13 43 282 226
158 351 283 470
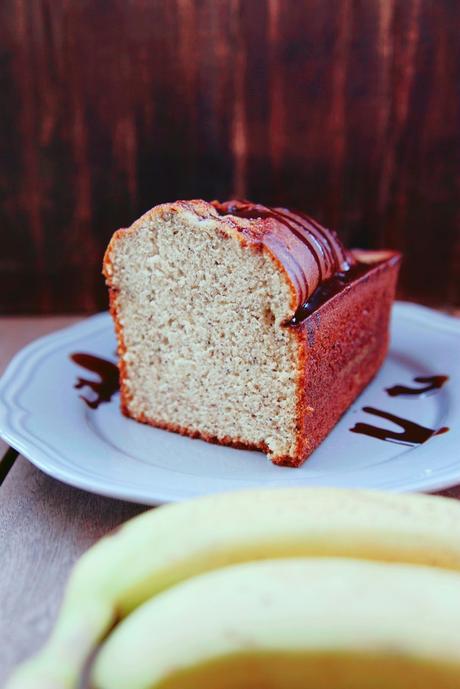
1 0 459 314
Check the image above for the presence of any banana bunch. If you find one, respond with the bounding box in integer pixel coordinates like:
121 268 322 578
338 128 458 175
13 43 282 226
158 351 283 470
93 558 460 689
7 487 460 689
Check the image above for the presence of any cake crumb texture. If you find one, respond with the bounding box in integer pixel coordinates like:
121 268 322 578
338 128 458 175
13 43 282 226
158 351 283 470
105 201 301 462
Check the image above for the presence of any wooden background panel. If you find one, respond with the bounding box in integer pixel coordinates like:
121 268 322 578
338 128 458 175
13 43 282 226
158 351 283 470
0 0 459 314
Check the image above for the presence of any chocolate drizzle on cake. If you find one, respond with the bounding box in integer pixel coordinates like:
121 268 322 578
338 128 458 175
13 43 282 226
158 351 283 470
386 376 449 398
288 263 372 326
70 353 119 409
212 200 366 326
350 407 449 446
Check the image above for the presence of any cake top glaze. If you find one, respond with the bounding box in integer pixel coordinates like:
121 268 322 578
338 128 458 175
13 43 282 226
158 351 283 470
211 199 356 311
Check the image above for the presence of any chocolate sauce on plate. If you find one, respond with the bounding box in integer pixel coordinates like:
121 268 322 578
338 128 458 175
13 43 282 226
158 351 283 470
70 353 119 409
350 407 449 446
386 376 449 397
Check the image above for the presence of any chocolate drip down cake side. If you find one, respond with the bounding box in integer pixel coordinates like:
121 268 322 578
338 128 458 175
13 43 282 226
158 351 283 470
103 200 401 467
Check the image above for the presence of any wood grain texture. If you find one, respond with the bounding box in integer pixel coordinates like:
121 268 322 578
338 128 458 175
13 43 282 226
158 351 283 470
0 317 81 373
0 0 459 312
0 457 146 684
0 317 146 683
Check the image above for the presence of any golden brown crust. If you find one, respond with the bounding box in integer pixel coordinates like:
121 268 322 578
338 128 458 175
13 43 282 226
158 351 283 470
287 252 401 466
108 287 133 413
103 200 303 319
121 406 271 455
119 405 305 467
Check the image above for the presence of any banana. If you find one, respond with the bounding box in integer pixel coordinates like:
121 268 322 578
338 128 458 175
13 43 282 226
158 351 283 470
92 557 460 689
7 487 460 689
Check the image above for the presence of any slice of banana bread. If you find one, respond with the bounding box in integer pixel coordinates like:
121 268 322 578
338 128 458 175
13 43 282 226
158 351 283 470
103 200 400 466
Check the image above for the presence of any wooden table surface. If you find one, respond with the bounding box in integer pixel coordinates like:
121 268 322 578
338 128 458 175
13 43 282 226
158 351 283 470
1 314 460 684
0 318 147 684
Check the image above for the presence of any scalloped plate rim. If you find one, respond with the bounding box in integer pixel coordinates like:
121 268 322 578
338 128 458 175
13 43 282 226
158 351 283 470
0 302 459 504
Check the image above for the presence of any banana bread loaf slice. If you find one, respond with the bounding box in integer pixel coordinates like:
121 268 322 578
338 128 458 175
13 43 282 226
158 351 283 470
103 200 400 466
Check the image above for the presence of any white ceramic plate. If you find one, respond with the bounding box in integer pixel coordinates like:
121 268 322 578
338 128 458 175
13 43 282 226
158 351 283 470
0 303 459 503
